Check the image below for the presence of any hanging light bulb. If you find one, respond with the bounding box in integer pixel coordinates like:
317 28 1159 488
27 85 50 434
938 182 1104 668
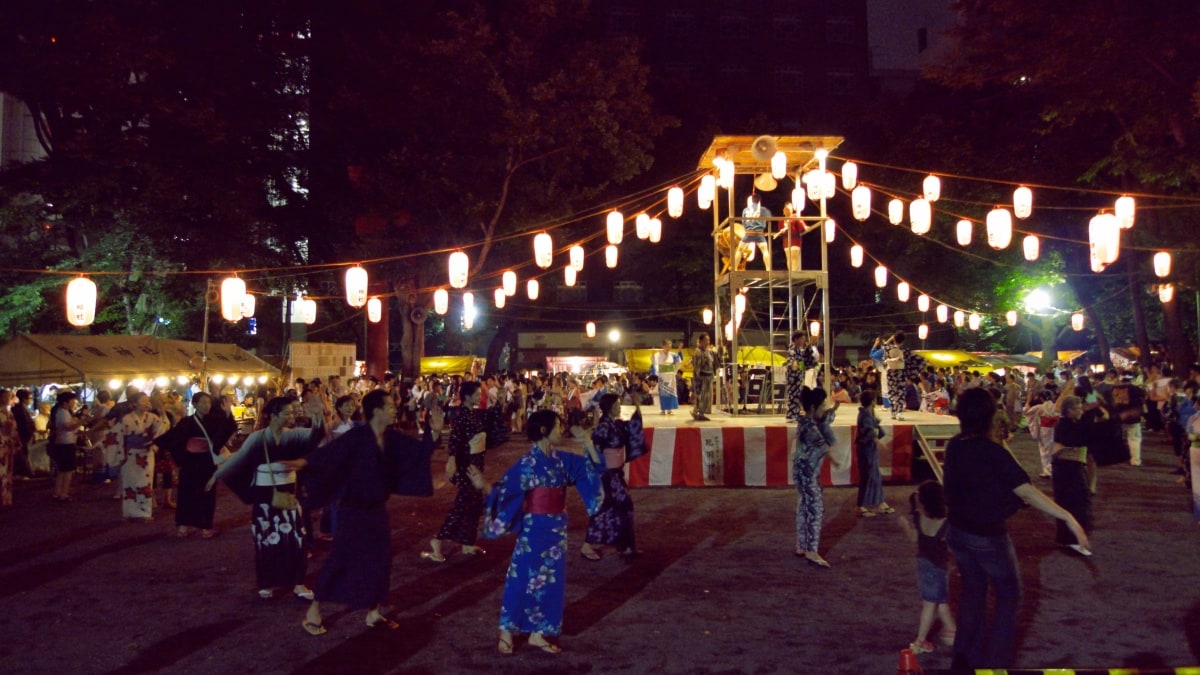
433 288 449 315
526 279 540 300
65 277 97 327
1071 312 1085 331
968 313 981 331
909 197 931 235
240 293 256 319
771 151 787 180
607 211 624 244
1160 283 1175 303
635 213 650 239
791 186 806 214
888 198 904 225
953 310 965 328
1006 310 1018 326
1089 213 1120 272
824 218 836 243
936 304 949 323
923 175 941 202
605 245 619 268
918 324 929 340
569 245 585 271
897 281 910 302
917 294 930 313
220 277 246 322
874 265 888 288
448 252 469 289
533 232 553 269
809 320 821 337
493 288 506 309
345 265 369 307
1115 195 1135 229
986 207 1013 249
841 161 858 189
502 270 517 296
367 297 382 323
564 265 577 287
1023 235 1040 261
648 218 662 243
956 219 972 246
850 244 864 268
585 321 596 338
1013 186 1033 219
698 175 715 210
851 185 871 221
1153 251 1172 278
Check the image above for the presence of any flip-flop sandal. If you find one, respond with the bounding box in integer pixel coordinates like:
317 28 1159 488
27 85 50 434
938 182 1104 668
461 546 486 556
420 551 447 563
580 549 601 561
497 636 514 655
528 636 562 654
302 620 327 636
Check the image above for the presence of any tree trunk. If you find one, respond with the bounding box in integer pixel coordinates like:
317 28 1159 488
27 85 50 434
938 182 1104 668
393 277 424 380
1163 294 1194 374
1130 276 1151 366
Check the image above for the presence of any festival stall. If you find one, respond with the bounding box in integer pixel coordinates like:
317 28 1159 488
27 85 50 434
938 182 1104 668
420 355 483 376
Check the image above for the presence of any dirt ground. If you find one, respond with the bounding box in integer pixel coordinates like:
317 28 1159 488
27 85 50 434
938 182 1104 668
0 426 1198 674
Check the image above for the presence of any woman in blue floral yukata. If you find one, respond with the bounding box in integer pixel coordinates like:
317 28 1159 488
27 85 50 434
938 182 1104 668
580 393 646 561
471 409 602 655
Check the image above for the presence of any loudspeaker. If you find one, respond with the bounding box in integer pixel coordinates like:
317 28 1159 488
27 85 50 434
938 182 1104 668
751 135 778 162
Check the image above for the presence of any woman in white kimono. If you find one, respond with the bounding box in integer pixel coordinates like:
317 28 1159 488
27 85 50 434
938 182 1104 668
651 339 682 415
101 393 168 521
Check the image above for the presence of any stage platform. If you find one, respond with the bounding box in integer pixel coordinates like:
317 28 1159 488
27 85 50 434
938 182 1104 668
616 404 959 489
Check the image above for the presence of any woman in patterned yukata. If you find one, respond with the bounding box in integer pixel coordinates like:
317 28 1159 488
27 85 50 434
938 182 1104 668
473 409 602 655
102 393 169 521
423 381 489 562
792 387 847 568
785 331 818 423
211 397 322 600
651 339 682 415
154 392 237 539
580 393 646 561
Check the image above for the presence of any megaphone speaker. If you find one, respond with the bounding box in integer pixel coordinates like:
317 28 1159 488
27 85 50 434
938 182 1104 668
751 135 778 162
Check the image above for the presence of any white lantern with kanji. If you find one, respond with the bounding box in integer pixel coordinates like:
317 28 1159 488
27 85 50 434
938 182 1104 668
635 213 650 239
1089 213 1120 272
821 172 836 200
850 245 864 268
805 170 823 201
1014 186 1033 219
586 321 596 338
605 245 619 268
648 218 662 243
874 265 888 288
957 219 972 246
345 265 369 307
771 151 787 180
1071 312 1085 331
502 270 517 296
1154 251 1172 278
667 187 684 218
824 218 836 243
240 293 256 319
1115 196 1135 229
698 176 715 210
564 265 577 287
791 186 806 214
936 305 949 323
448 252 469 289
65 277 97 327
569 245 585 271
851 185 871 221
526 279 540 300
842 161 858 189
897 281 910 302
1023 235 1040 261
534 232 553 269
220 277 246 322
917 295 930 313
923 175 941 202
367 297 382 323
607 211 624 245
909 198 931 234
433 288 449 315
888 198 904 225
986 207 1013 249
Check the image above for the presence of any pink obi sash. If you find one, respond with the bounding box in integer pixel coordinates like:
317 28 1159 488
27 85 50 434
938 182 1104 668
523 486 567 515
603 447 625 470
185 437 211 454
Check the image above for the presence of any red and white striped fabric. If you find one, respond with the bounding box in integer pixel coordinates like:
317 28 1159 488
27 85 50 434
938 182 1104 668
627 425 913 488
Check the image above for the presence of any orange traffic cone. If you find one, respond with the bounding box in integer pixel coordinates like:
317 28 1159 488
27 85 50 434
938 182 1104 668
897 647 923 674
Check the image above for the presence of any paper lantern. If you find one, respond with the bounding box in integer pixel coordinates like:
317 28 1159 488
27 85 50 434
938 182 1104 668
724 321 734 342
586 321 596 338
850 245 864 268
564 265 577 287
717 157 734 188
1115 195 1135 229
986 207 1013 249
1160 284 1175 303
1153 251 1172 278
791 186 806 214
968 313 981 331
698 176 715 210
240 293 256 319
298 296 317 325
771 151 787 180
220 277 246 322
909 198 931 235
1013 186 1033 219
367 297 382 323
462 291 474 313
918 324 929 340
448 252 469 289
841 161 858 189
936 305 949 323
824 218 836 243
635 213 650 239
526 279 540 300
956 219 972 246
1071 312 1084 331
809 320 821 337
648 218 662 243
462 312 474 331
667 187 684 218
1006 310 1018 327
953 310 965 328
917 295 930 313
1089 213 1120 272
433 288 449 315
702 307 713 325
65 277 97 327
874 265 888 288
1023 235 1040 261
502 270 517 296
821 172 836 200
533 232 553 269
851 185 871 221
805 170 823 202
888 198 903 225
569 245 585 271
605 245 619 268
897 281 910 302
923 175 941 202
607 211 624 245
734 292 747 315
345 265 369 307
493 288 505 309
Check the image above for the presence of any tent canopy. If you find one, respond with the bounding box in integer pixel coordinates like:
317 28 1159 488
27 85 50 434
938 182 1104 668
0 334 278 385
420 356 483 376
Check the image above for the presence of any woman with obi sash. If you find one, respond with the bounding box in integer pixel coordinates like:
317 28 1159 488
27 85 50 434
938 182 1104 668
155 392 236 539
580 393 646 561
472 409 602 655
211 397 323 600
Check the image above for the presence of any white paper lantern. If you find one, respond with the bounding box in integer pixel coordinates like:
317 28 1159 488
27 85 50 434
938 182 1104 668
605 245 619 268
526 279 540 300
462 291 474 313
1115 195 1135 229
564 265 577 287
493 288 505 309
65 277 97 327
841 161 858 189
805 170 823 202
607 211 624 245
698 176 715 210
791 186 806 214
897 281 910 302
888 198 904 225
809 320 821 337
240 293 255 319
648 218 662 243
923 175 941 202
667 187 684 218
821 172 836 200
1071 312 1085 331
717 157 734 188
1160 283 1175 303
533 232 553 269
1023 235 1040 261
1154 251 1172 278
771 151 787 180
918 323 929 340
874 265 888 288
220 277 246 322
724 321 734 342
433 288 449 315
909 198 931 235
586 321 596 338
367 297 382 323
850 245 864 268
1089 213 1120 272
851 185 871 221
1013 186 1033 219
635 213 650 239
1006 310 1018 326
734 292 746 315
968 313 981 331
956 219 973 246
448 252 469 289
344 265 369 307
917 294 930 313
569 245 585 271
298 296 317 325
953 310 965 328
824 218 836 243
986 207 1013 249
502 270 517 296
702 307 713 325
936 304 949 323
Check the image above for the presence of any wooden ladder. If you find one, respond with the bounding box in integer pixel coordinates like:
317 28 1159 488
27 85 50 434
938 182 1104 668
914 427 955 484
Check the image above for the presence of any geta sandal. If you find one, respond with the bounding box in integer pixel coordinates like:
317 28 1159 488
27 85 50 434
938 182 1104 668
302 620 327 636
420 550 447 563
